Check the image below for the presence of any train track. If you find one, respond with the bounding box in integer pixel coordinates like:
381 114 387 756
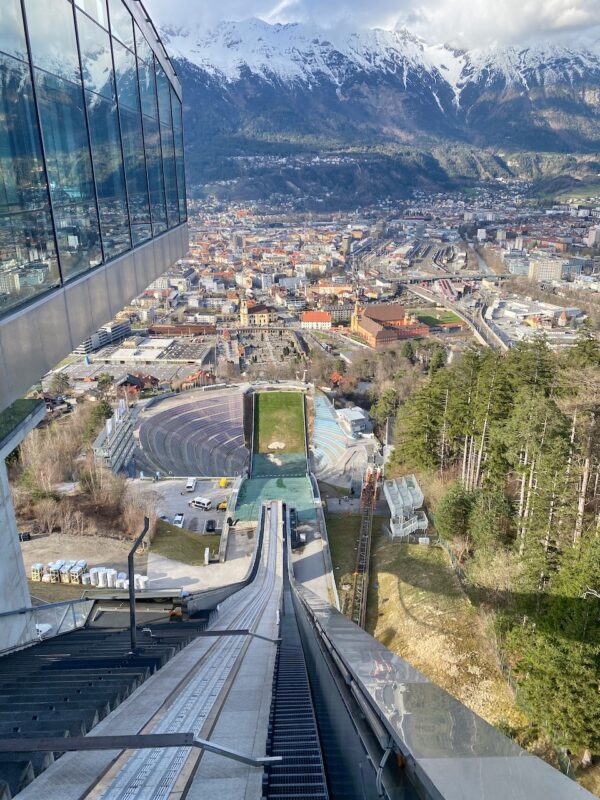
348 469 378 629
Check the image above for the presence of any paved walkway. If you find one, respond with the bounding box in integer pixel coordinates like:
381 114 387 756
147 530 255 591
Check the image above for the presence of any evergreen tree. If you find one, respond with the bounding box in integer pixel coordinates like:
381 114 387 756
434 483 475 541
468 488 513 550
50 372 71 396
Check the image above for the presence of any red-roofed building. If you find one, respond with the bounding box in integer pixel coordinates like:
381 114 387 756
300 311 332 331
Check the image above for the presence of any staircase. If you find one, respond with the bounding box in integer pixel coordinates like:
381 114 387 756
0 616 209 798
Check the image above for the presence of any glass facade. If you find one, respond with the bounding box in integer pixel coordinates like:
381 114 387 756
0 0 186 317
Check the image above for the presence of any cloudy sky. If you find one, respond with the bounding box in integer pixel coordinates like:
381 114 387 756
145 0 600 49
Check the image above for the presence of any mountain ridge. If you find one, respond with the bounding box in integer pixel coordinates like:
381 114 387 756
166 19 600 202
163 18 600 98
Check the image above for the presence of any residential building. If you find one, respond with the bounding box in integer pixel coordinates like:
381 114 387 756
528 256 566 282
300 311 332 330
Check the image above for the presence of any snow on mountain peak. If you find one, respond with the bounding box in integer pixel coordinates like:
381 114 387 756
162 18 600 96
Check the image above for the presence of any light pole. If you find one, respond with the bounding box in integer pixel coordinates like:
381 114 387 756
128 516 150 654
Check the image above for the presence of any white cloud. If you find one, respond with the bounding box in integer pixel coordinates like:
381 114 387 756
145 0 600 48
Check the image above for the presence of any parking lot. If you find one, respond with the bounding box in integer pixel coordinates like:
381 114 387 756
131 478 232 534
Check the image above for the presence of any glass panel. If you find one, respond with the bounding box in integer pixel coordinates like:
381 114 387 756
107 0 134 50
75 0 109 28
142 116 167 235
0 210 60 314
85 92 131 258
0 56 50 213
0 0 28 62
170 88 186 221
171 86 183 132
138 57 157 119
0 53 60 315
174 126 187 222
24 0 81 85
134 22 152 64
119 106 151 239
155 60 178 227
112 38 138 112
77 10 115 101
160 123 179 228
53 203 103 277
155 63 171 129
34 70 103 278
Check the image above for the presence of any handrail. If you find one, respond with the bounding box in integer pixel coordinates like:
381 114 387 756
0 597 88 619
185 503 267 616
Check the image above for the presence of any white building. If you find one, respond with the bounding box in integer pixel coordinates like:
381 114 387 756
337 407 370 436
300 311 332 331
383 476 428 539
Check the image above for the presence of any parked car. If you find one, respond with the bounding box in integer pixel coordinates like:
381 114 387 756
217 500 228 511
173 513 185 528
189 496 212 510
158 513 169 523
205 519 217 533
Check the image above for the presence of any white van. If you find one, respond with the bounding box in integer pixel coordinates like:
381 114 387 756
185 477 196 492
189 496 212 511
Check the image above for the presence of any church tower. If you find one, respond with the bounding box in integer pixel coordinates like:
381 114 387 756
351 299 361 334
239 298 249 327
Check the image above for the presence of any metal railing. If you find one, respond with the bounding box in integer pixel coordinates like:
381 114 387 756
0 598 95 657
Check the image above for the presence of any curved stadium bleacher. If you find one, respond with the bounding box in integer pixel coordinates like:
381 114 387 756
136 389 249 477
311 394 350 473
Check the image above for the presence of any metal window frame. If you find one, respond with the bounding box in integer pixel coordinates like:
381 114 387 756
138 51 168 235
17 0 64 286
156 61 180 229
109 34 152 241
74 3 134 256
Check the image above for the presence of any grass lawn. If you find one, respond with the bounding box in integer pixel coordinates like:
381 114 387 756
28 580 86 603
411 308 462 327
254 391 305 454
326 512 387 616
318 482 348 499
150 521 220 566
364 529 525 730
556 182 600 201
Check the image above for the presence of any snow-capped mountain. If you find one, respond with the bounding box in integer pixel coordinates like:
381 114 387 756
164 18 600 98
167 19 600 198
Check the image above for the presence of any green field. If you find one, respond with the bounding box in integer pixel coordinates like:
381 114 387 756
412 308 462 327
150 521 220 566
254 392 305 454
556 182 600 201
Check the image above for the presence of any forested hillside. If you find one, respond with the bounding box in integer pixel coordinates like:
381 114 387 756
392 332 600 775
